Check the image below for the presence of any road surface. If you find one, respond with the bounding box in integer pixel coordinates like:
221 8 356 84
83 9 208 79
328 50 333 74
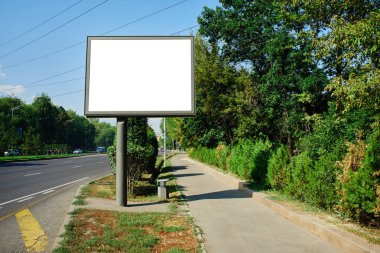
0 154 111 252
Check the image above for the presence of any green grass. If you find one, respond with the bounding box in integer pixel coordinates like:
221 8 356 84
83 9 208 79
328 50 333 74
165 248 186 253
54 208 198 253
0 153 96 163
72 186 89 206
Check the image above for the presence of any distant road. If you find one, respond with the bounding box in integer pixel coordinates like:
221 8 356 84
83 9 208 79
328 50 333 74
0 154 111 252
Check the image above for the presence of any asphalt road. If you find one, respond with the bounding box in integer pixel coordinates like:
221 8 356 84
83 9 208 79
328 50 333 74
0 154 111 252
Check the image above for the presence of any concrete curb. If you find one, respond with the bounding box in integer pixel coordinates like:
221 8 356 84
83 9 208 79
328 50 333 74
187 157 380 253
51 184 85 251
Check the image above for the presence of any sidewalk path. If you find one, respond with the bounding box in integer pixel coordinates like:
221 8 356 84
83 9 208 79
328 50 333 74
171 154 341 253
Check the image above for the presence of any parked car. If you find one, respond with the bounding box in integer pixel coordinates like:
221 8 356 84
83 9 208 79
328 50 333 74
4 149 20 156
73 149 83 154
96 147 106 153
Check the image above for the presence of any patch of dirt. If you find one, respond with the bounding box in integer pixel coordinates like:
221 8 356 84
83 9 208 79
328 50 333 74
153 215 198 253
73 209 117 239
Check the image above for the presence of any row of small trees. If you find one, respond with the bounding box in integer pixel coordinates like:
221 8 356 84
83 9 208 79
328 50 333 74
0 94 115 155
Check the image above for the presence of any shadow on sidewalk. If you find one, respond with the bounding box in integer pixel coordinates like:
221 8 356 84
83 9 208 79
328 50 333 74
126 201 169 207
173 173 204 178
171 165 188 171
183 189 250 202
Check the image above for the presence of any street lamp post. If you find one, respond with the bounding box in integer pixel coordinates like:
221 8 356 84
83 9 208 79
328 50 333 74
11 106 20 119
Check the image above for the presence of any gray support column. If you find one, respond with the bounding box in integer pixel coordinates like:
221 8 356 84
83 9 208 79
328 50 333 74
116 118 127 206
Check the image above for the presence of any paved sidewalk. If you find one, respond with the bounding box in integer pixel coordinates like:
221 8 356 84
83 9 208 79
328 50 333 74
171 154 342 253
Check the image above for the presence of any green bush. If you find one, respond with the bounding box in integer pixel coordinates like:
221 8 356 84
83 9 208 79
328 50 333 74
285 152 313 201
229 139 272 182
107 118 156 195
306 152 339 209
189 147 218 167
267 145 290 190
338 130 380 225
215 144 230 171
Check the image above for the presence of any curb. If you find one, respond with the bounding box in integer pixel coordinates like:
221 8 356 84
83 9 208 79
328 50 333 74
51 184 85 251
187 157 380 253
51 173 112 250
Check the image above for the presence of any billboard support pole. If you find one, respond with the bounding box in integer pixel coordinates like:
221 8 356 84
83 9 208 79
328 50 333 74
116 118 127 206
164 118 166 168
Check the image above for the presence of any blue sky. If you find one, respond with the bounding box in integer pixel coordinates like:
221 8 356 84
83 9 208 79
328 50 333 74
0 0 219 134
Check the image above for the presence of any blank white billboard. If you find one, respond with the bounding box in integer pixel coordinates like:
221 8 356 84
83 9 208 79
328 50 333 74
85 36 194 117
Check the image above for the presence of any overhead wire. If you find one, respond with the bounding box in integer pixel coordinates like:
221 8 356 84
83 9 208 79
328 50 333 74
0 0 85 47
0 0 111 60
170 24 199 35
0 66 84 95
0 22 198 99
1 0 189 70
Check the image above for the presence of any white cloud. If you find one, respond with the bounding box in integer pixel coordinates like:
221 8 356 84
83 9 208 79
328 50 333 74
0 84 26 97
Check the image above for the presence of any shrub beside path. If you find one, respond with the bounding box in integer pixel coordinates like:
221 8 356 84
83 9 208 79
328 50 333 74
171 154 342 253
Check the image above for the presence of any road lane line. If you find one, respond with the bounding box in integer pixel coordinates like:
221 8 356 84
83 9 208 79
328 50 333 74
24 172 42 177
72 165 82 168
0 177 89 207
41 190 55 195
98 161 105 164
17 197 34 203
15 208 48 252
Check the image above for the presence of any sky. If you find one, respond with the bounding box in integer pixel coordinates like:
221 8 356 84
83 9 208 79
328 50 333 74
0 0 219 134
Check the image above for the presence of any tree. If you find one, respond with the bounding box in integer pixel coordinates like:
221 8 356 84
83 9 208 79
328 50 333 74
197 0 329 149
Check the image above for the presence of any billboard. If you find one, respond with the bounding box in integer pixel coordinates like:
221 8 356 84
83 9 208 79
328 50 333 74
85 36 194 117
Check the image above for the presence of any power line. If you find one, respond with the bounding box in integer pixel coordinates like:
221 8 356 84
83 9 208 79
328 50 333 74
0 0 84 47
0 77 84 95
0 0 110 60
101 0 188 35
51 89 84 98
0 66 84 95
2 41 85 69
2 0 188 69
24 66 84 86
170 24 199 35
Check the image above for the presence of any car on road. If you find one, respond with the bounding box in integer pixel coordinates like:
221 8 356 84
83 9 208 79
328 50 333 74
73 149 83 154
96 147 106 153
4 149 20 156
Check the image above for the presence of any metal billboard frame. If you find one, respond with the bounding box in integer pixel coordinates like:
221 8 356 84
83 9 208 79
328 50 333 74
84 36 195 117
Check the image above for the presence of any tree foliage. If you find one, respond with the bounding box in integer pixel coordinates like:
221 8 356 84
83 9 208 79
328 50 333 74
0 94 115 155
165 0 380 225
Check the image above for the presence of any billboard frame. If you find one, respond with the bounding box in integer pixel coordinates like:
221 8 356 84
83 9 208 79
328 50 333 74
84 36 195 118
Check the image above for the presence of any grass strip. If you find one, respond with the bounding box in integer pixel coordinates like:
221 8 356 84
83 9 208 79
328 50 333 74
0 153 96 163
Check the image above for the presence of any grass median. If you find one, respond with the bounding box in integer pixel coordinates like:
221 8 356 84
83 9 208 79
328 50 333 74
0 153 97 163
55 158 201 253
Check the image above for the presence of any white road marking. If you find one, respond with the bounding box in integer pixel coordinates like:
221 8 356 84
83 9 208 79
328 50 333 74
98 161 105 164
0 177 89 207
24 172 42 177
26 165 35 168
72 165 82 168
17 197 34 203
41 190 55 195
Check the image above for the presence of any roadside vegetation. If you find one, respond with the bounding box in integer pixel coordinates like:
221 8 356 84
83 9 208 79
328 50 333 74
164 1 380 229
54 209 198 253
0 94 115 156
83 158 178 203
55 158 201 253
0 152 94 163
